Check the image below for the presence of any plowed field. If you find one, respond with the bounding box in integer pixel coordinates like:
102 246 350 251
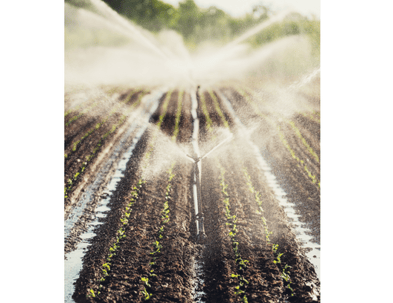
65 84 320 303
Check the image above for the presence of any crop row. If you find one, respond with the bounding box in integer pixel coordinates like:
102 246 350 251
65 98 101 127
64 98 92 118
276 126 320 187
140 163 175 301
208 90 229 128
65 87 129 127
199 91 213 131
205 89 296 299
300 111 320 124
237 87 319 165
64 91 148 199
86 89 174 298
65 89 141 159
171 90 183 141
235 87 320 188
201 91 253 301
86 90 176 300
141 90 173 171
218 164 250 302
286 120 319 163
64 86 121 114
87 180 144 299
242 166 294 296
140 90 182 300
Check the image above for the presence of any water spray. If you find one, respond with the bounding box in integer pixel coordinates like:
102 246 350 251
186 126 234 243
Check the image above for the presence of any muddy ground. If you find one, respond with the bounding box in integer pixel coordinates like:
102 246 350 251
65 85 320 303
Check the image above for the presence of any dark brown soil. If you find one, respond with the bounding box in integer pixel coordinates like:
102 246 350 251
64 90 146 210
220 87 321 244
66 85 320 303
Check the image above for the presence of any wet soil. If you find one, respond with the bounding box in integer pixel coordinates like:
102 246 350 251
66 85 320 303
64 90 146 210
220 87 321 245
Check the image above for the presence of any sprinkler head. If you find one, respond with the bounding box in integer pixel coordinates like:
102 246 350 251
185 153 201 163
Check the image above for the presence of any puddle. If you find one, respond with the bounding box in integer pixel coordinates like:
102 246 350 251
64 89 166 303
191 256 206 302
218 91 320 279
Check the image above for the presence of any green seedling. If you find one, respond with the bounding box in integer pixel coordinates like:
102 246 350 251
234 288 245 295
273 253 283 264
281 265 291 280
218 164 252 302
237 260 249 268
137 179 146 187
120 218 128 225
281 264 294 295
153 241 162 251
141 277 151 287
141 288 152 300
88 289 95 298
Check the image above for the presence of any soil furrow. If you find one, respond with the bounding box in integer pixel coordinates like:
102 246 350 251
64 91 150 201
219 152 285 302
64 89 140 156
214 88 320 301
201 156 238 303
72 129 150 302
281 123 320 180
65 82 321 303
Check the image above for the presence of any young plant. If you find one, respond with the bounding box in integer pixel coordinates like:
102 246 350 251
140 162 175 300
243 166 295 297
218 164 251 301
172 90 183 141
141 288 152 300
87 178 143 299
65 92 147 198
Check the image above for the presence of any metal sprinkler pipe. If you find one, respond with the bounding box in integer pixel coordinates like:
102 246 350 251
189 86 235 243
190 87 204 243
187 140 234 244
187 154 206 243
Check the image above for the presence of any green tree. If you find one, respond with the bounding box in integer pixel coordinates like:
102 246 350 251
103 0 177 32
176 0 201 39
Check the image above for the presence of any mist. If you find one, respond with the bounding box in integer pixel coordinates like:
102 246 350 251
65 0 319 91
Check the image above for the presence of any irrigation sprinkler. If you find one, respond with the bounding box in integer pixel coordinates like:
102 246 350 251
186 134 233 243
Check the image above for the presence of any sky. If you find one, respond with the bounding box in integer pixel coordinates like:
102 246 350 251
163 0 320 18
